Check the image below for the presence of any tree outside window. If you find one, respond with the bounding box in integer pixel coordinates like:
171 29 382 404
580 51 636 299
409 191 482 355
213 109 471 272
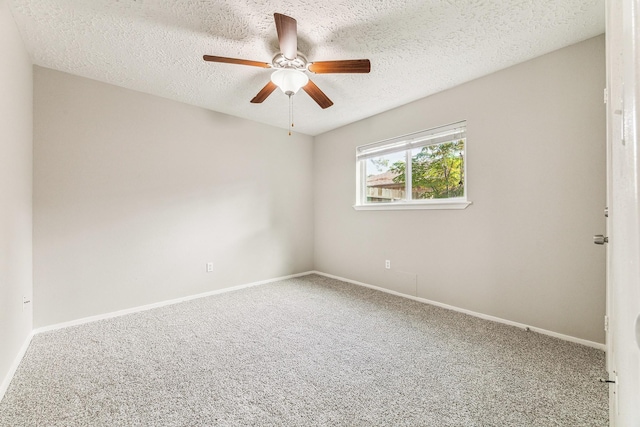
390 140 465 199
357 121 468 209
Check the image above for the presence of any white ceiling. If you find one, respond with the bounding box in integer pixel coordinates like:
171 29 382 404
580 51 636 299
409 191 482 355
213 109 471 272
9 0 604 136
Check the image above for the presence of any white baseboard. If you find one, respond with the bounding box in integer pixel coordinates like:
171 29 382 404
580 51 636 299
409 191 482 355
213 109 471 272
0 331 34 403
34 271 315 335
311 271 606 351
26 268 604 352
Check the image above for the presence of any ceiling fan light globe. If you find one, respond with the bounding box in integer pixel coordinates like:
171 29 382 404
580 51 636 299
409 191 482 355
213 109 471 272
270 69 309 96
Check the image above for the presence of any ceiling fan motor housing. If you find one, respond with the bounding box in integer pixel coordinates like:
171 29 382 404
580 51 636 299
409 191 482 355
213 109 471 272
272 53 308 71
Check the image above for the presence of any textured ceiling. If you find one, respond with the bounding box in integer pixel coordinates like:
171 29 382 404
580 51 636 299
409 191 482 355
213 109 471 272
9 0 604 136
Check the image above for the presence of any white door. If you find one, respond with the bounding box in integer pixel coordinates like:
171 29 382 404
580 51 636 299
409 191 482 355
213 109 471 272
604 0 620 416
606 0 640 425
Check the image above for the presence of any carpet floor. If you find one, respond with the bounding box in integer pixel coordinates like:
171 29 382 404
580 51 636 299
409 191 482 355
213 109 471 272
0 274 608 426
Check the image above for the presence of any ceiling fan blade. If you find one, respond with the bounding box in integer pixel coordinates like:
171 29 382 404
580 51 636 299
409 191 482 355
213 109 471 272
302 79 333 109
203 55 271 68
274 13 297 60
250 81 278 104
308 59 371 74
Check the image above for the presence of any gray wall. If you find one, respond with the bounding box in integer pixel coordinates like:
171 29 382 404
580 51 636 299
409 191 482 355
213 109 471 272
31 36 606 344
33 68 314 327
314 36 606 343
0 0 33 390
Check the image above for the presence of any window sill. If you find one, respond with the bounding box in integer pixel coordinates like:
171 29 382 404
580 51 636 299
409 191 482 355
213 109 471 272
353 200 472 211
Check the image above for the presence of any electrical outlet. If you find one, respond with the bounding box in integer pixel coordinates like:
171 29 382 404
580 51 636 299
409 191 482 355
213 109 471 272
385 260 391 269
206 262 213 272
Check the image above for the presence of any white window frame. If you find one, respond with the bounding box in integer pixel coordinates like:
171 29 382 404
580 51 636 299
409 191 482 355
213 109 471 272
354 121 472 211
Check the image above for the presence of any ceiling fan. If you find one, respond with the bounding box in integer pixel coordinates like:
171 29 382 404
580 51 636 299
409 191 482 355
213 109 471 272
203 13 371 110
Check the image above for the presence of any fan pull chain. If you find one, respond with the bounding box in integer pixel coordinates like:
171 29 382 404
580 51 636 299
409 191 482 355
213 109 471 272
288 94 294 136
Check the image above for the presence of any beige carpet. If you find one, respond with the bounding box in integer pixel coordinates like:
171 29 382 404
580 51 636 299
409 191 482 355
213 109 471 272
0 274 608 426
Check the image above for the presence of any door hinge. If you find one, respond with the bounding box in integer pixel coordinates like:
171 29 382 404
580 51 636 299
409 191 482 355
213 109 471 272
604 315 609 332
604 88 608 104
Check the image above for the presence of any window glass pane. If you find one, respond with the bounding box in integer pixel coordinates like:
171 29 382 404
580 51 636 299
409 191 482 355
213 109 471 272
356 122 467 208
410 139 465 200
365 152 406 203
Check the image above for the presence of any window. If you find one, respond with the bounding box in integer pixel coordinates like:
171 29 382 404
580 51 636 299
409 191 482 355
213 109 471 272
355 121 471 210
